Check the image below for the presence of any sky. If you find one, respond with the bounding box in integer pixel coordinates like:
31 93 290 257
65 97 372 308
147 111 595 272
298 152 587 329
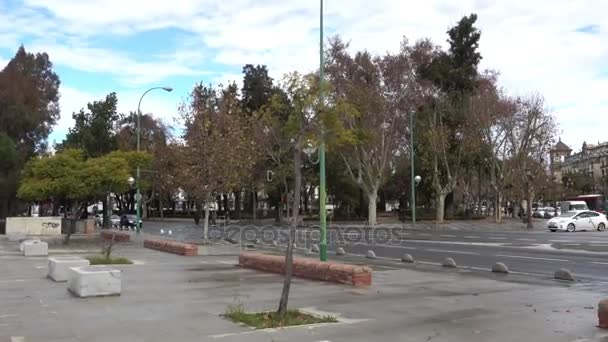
0 0 606 152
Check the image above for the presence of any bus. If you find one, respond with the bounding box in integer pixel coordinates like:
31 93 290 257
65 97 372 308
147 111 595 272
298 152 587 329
567 194 607 213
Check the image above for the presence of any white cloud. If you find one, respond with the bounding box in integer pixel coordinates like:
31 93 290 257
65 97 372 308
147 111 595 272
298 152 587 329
5 0 607 148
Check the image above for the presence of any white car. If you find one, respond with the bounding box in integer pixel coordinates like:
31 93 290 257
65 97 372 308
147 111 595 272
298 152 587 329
547 210 607 232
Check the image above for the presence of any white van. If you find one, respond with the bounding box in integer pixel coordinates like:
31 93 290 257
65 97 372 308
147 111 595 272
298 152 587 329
560 201 588 213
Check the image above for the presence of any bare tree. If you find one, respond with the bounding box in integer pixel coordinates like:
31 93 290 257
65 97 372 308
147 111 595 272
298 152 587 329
471 72 518 223
504 94 557 229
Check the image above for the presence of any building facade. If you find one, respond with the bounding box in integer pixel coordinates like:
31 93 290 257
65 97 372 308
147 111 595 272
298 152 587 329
550 139 608 194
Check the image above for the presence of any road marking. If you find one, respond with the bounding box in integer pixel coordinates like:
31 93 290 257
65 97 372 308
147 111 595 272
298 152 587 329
464 236 479 239
0 279 27 283
495 254 568 262
416 261 442 266
218 260 234 265
11 337 25 342
588 262 608 265
516 238 536 241
440 234 457 238
0 314 19 319
417 233 431 236
488 236 507 240
427 249 479 255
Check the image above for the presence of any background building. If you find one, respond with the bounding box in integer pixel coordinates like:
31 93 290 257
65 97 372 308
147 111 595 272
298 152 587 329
551 139 608 195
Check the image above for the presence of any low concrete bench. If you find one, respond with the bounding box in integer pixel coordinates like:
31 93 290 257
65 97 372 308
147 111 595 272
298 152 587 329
100 230 130 242
48 256 90 281
19 239 41 252
22 240 48 256
144 239 198 256
68 266 121 297
238 252 372 286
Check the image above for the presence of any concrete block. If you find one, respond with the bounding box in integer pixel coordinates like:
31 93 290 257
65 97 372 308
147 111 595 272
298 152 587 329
68 266 121 297
401 253 415 263
7 216 61 236
311 244 320 253
442 257 457 268
48 256 90 282
554 268 575 281
22 240 48 256
366 250 377 259
492 262 509 274
19 239 41 252
336 247 346 256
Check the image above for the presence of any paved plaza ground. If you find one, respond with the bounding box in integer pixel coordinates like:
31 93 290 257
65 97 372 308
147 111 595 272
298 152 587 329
2 234 608 341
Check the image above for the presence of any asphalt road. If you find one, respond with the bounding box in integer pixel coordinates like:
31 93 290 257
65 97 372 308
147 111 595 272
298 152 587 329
143 219 608 283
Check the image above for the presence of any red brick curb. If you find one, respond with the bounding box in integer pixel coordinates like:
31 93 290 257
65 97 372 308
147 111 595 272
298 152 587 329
238 252 372 286
599 299 608 328
144 239 198 256
100 230 130 242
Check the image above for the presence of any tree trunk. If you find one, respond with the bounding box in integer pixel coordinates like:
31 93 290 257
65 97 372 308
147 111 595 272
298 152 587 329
64 201 83 245
495 191 503 223
102 196 109 229
367 190 378 226
436 192 447 223
526 191 533 229
278 133 302 316
234 191 241 219
203 196 211 241
159 192 164 219
277 224 295 315
223 193 229 215
252 189 257 221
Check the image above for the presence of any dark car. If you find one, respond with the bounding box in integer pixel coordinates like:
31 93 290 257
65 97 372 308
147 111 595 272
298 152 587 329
126 214 142 229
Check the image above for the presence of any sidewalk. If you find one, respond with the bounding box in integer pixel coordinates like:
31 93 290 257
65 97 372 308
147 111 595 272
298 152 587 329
0 239 606 341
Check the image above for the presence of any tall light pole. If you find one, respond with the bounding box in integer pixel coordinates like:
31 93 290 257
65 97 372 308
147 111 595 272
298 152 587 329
410 110 416 225
318 0 328 261
135 86 172 233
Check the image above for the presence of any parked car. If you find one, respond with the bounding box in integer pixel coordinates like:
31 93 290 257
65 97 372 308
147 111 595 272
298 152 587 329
547 210 607 232
125 214 142 229
542 207 561 219
532 208 545 218
95 214 121 228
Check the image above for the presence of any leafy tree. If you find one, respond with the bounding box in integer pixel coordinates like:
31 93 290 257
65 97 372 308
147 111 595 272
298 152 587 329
116 112 171 218
242 64 275 115
0 45 60 217
0 133 19 217
240 64 277 219
18 149 137 242
418 14 483 222
59 93 121 157
179 83 258 238
325 37 421 225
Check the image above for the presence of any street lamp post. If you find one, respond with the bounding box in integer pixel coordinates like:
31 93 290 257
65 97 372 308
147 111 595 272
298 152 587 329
318 0 328 262
411 111 416 225
135 86 172 233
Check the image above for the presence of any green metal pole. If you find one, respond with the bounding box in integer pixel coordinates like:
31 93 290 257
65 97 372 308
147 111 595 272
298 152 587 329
134 87 172 234
411 111 416 225
136 105 141 233
318 0 327 261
